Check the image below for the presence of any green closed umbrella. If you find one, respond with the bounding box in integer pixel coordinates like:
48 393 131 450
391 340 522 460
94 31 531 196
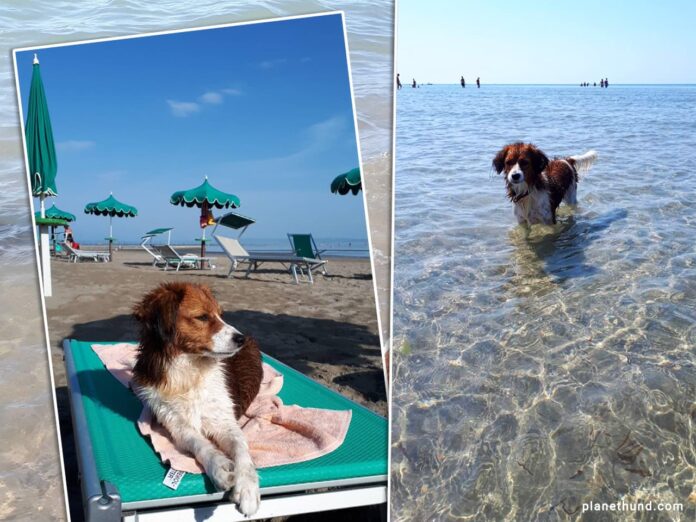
26 54 58 201
330 167 361 195
170 177 240 265
84 193 138 261
25 53 58 296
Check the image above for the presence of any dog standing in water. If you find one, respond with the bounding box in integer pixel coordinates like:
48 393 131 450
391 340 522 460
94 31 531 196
493 142 597 225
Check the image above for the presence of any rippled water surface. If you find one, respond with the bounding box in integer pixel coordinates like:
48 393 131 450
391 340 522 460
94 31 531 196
0 2 392 520
392 85 696 521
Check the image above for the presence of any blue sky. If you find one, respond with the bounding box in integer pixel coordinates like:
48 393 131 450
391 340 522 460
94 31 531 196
398 0 696 84
16 13 366 244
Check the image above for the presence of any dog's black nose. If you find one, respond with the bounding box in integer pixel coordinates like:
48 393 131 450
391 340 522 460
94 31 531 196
511 173 522 181
233 333 246 345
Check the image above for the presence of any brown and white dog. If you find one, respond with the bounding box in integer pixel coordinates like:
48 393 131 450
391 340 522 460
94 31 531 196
493 142 597 225
132 282 262 516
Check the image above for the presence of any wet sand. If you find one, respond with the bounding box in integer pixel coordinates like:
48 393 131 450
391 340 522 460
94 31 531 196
45 248 385 520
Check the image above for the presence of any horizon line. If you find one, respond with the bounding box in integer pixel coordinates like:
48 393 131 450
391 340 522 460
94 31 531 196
402 82 696 86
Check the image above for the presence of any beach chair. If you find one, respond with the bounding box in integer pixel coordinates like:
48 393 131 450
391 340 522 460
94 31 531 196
64 339 387 521
63 242 110 263
156 244 212 272
214 235 321 284
139 228 173 267
287 233 328 277
211 212 325 284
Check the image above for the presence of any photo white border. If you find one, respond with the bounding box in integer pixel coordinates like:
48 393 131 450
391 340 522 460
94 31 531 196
12 10 387 520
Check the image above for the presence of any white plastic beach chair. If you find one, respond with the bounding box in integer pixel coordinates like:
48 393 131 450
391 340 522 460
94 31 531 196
157 244 212 272
213 234 325 284
63 242 110 263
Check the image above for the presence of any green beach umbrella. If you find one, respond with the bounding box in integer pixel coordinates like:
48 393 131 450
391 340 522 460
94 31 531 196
35 203 76 252
25 53 58 297
34 203 76 222
330 167 361 195
25 54 58 201
84 193 138 260
170 177 240 264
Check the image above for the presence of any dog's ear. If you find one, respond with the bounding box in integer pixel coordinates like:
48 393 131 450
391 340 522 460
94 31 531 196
134 283 185 346
529 145 549 173
492 145 509 173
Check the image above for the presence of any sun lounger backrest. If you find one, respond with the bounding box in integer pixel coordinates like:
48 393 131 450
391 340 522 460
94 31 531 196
62 242 77 256
158 244 184 259
288 234 320 259
214 234 250 258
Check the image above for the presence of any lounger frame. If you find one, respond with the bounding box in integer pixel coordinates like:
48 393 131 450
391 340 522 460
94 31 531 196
63 340 387 521
214 235 327 284
63 242 111 263
155 244 212 272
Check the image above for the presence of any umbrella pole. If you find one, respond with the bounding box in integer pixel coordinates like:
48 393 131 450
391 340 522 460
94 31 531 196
200 227 206 269
39 194 52 296
109 215 113 262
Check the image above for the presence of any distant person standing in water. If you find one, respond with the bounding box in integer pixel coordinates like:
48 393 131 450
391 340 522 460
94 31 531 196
600 79 604 87
605 77 609 87
397 73 402 90
412 78 417 88
476 77 480 88
460 76 465 88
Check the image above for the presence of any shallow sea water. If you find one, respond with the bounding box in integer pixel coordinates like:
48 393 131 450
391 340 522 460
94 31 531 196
0 2 393 519
392 85 696 521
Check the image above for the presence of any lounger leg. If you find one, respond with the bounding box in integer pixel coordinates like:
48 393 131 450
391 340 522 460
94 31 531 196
307 264 314 284
227 259 238 279
291 264 299 284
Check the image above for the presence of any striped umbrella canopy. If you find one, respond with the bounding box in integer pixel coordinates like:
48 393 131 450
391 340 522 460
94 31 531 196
330 167 361 195
84 193 137 260
25 54 58 200
170 177 240 264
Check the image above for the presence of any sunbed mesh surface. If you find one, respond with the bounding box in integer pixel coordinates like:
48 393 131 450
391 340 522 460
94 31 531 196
67 340 387 505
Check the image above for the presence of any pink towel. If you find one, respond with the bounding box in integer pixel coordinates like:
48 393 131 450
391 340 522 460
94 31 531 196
91 343 351 472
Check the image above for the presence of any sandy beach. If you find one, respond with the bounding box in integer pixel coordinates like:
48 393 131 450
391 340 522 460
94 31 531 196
45 248 385 520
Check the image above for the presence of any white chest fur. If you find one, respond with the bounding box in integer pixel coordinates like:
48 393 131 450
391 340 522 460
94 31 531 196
136 355 237 435
514 187 553 225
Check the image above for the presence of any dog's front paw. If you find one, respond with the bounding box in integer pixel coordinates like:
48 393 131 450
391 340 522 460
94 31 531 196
232 464 260 516
207 455 235 492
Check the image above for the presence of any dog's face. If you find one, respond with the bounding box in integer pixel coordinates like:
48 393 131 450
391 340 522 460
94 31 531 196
493 142 549 196
134 282 244 359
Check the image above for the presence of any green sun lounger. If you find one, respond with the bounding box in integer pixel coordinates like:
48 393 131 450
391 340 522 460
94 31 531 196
64 339 387 521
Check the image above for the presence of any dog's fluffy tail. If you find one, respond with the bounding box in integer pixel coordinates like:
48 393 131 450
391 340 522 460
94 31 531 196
569 150 597 174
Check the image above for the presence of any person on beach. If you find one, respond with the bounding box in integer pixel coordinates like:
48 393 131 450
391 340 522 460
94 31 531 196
64 225 80 249
476 77 480 88
460 76 465 88
397 73 402 90
600 79 604 87
412 78 417 88
605 77 609 87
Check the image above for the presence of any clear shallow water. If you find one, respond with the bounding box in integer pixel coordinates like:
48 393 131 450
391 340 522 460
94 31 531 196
0 2 392 520
392 85 696 520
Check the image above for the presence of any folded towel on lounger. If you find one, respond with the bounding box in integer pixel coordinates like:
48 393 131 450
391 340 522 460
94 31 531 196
91 343 352 472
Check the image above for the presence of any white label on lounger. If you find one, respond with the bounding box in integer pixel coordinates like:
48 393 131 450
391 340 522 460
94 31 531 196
163 468 186 490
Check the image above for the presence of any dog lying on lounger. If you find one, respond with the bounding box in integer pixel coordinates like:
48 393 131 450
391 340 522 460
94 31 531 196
132 282 262 516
